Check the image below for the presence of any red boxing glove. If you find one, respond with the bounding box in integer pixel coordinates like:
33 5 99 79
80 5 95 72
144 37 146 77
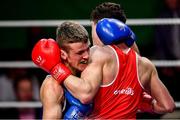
138 92 155 113
31 38 71 84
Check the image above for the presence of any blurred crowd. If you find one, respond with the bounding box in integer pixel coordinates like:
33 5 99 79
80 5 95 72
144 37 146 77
154 0 180 102
0 68 42 119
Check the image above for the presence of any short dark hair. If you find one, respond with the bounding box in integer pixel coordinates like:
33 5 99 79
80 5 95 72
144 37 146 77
90 2 127 23
56 21 89 52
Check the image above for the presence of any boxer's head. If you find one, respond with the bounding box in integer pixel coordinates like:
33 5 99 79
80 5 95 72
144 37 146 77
90 2 126 24
56 21 90 74
90 2 127 46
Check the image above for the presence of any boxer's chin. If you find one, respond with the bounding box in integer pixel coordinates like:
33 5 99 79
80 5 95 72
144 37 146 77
78 63 88 71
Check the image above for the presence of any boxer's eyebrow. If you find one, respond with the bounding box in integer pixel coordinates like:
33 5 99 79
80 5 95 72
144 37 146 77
76 47 90 55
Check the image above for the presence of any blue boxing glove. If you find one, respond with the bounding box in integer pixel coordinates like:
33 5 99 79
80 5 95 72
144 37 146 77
96 18 136 47
63 89 93 119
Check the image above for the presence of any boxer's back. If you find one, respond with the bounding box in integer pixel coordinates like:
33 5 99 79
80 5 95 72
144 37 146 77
88 45 143 119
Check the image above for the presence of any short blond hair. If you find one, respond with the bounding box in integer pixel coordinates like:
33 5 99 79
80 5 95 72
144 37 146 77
56 21 89 51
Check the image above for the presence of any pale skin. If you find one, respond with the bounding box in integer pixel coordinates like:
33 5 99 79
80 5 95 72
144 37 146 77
40 75 63 119
63 22 175 114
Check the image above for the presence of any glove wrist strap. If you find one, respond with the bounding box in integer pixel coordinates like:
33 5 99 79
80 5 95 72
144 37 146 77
50 63 71 84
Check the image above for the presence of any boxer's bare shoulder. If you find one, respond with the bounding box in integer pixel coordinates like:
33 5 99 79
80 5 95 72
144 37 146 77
90 45 114 62
40 75 64 104
138 56 157 89
40 75 64 119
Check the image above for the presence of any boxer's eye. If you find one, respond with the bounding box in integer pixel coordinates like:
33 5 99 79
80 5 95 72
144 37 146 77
77 51 84 55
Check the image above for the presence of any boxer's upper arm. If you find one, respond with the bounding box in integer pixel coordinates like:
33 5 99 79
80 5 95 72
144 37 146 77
144 60 175 113
151 64 175 113
80 51 105 100
40 76 64 119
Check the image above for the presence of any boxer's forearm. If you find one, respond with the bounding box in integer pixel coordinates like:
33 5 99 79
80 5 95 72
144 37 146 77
64 75 94 104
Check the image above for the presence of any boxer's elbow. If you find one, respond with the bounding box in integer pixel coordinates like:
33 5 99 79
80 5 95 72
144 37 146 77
163 102 175 113
158 103 175 114
78 85 94 104
154 100 175 114
162 98 175 113
79 94 93 104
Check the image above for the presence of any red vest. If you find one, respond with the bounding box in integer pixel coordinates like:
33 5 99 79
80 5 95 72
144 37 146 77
88 45 143 119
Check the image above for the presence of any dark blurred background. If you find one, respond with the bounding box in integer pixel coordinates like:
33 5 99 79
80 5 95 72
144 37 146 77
0 0 162 59
0 0 179 119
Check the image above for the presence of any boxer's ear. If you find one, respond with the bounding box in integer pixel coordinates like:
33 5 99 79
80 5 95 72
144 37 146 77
61 49 68 60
